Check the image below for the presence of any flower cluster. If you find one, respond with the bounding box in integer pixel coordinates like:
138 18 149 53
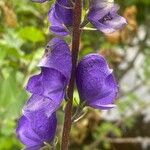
16 38 72 149
48 0 126 35
16 0 126 149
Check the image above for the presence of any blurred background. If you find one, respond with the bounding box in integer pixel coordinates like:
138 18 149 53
0 0 150 149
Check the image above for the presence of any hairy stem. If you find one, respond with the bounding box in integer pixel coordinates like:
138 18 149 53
61 0 82 150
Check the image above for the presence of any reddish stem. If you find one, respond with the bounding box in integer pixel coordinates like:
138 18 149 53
61 0 82 150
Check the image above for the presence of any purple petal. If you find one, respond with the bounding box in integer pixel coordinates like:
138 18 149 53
23 69 66 116
55 0 73 25
90 104 116 109
23 94 63 118
76 54 118 110
26 68 66 98
102 14 126 32
48 5 69 36
48 0 73 36
16 116 41 148
50 26 69 36
23 38 71 122
26 73 43 95
88 5 113 21
31 112 57 142
41 68 66 98
88 4 126 33
16 113 57 149
38 38 72 80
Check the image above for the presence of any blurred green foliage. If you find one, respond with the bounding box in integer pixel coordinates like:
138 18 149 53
0 0 150 149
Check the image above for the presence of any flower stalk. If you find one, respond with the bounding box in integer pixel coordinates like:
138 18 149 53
61 0 82 149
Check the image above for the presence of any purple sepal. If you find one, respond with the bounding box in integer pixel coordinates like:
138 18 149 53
88 3 127 33
76 54 118 110
16 113 57 149
48 0 73 36
38 38 72 80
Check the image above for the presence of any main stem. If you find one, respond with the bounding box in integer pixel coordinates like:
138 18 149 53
61 0 82 150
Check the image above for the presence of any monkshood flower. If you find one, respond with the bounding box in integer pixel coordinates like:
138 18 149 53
23 38 72 118
48 0 73 36
16 112 57 149
31 0 72 35
76 54 118 109
16 38 71 148
87 0 127 33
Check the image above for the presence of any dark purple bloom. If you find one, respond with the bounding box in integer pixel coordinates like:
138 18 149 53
16 38 71 148
48 0 73 36
38 38 72 79
88 0 126 33
23 69 66 118
76 54 118 109
16 112 57 149
23 38 71 118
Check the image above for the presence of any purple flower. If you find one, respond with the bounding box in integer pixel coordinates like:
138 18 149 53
88 0 127 33
16 112 57 149
16 38 71 148
48 0 73 36
76 54 118 109
23 38 71 118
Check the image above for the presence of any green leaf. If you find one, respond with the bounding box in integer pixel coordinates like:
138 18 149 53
0 70 27 119
18 26 45 42
93 122 122 139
